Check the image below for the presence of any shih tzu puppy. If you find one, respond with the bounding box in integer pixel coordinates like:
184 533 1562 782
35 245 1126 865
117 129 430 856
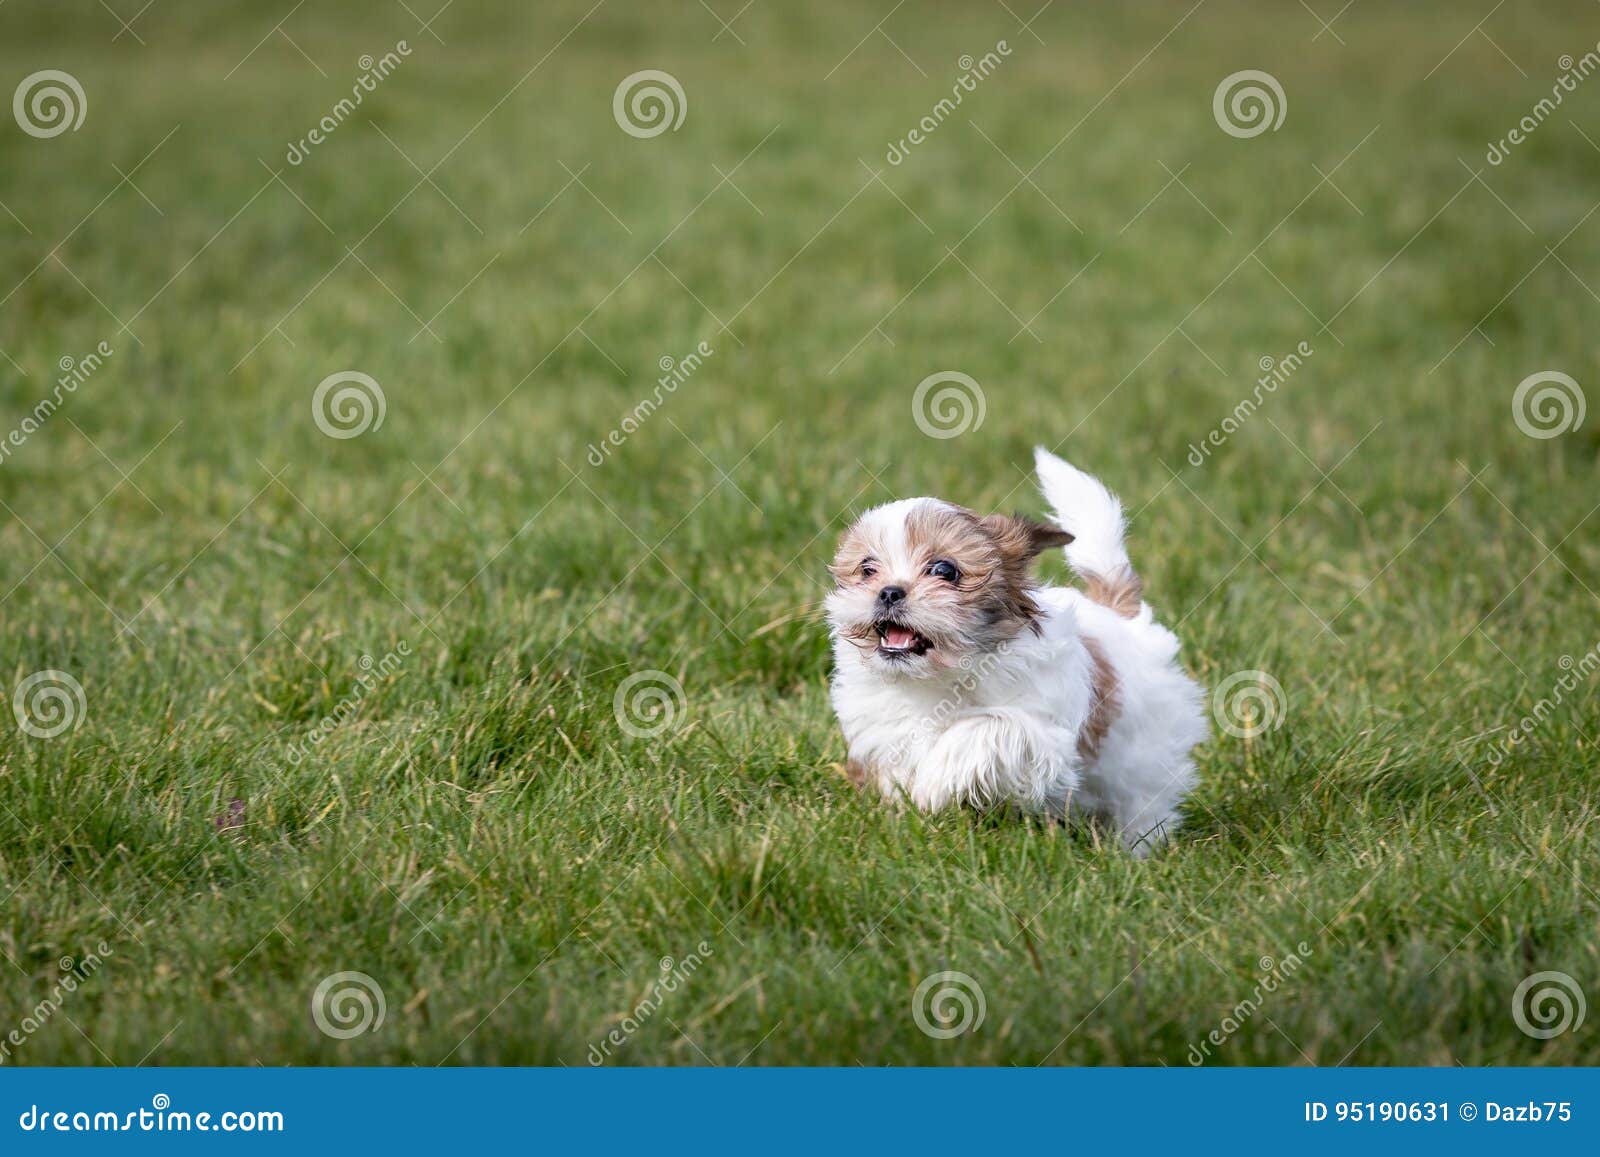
826 448 1207 855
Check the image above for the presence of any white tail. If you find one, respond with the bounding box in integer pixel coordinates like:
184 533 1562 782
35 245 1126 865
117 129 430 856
1033 447 1129 579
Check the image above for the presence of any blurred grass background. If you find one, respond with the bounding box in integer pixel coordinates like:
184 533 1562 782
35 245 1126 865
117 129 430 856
1 0 1597 1064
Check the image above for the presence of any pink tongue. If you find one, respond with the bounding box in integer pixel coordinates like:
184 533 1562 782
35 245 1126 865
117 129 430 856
883 626 917 649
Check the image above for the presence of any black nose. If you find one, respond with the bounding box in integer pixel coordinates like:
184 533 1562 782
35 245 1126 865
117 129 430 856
877 586 906 607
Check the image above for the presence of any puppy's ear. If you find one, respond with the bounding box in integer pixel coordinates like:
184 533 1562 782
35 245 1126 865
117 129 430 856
979 513 1073 567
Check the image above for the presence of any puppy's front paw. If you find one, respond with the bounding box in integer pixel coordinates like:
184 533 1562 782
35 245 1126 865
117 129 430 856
912 711 1078 814
907 773 960 813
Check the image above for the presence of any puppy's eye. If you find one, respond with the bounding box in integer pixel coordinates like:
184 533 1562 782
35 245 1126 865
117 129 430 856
928 559 960 583
860 561 877 579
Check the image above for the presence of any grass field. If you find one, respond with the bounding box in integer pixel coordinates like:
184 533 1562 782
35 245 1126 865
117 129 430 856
2 0 1599 1066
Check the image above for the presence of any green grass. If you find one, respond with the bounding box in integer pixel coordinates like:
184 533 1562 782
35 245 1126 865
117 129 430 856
2 0 1599 1066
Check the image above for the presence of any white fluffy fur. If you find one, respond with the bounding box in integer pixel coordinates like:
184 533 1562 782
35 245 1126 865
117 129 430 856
827 449 1208 855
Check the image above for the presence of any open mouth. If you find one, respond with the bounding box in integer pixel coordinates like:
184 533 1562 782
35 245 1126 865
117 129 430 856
874 622 932 656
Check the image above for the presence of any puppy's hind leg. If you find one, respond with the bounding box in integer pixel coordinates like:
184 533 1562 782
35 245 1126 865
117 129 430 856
1119 809 1180 859
1104 757 1196 858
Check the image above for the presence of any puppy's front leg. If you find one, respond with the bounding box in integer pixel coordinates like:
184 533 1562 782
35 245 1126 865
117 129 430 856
912 709 1079 814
